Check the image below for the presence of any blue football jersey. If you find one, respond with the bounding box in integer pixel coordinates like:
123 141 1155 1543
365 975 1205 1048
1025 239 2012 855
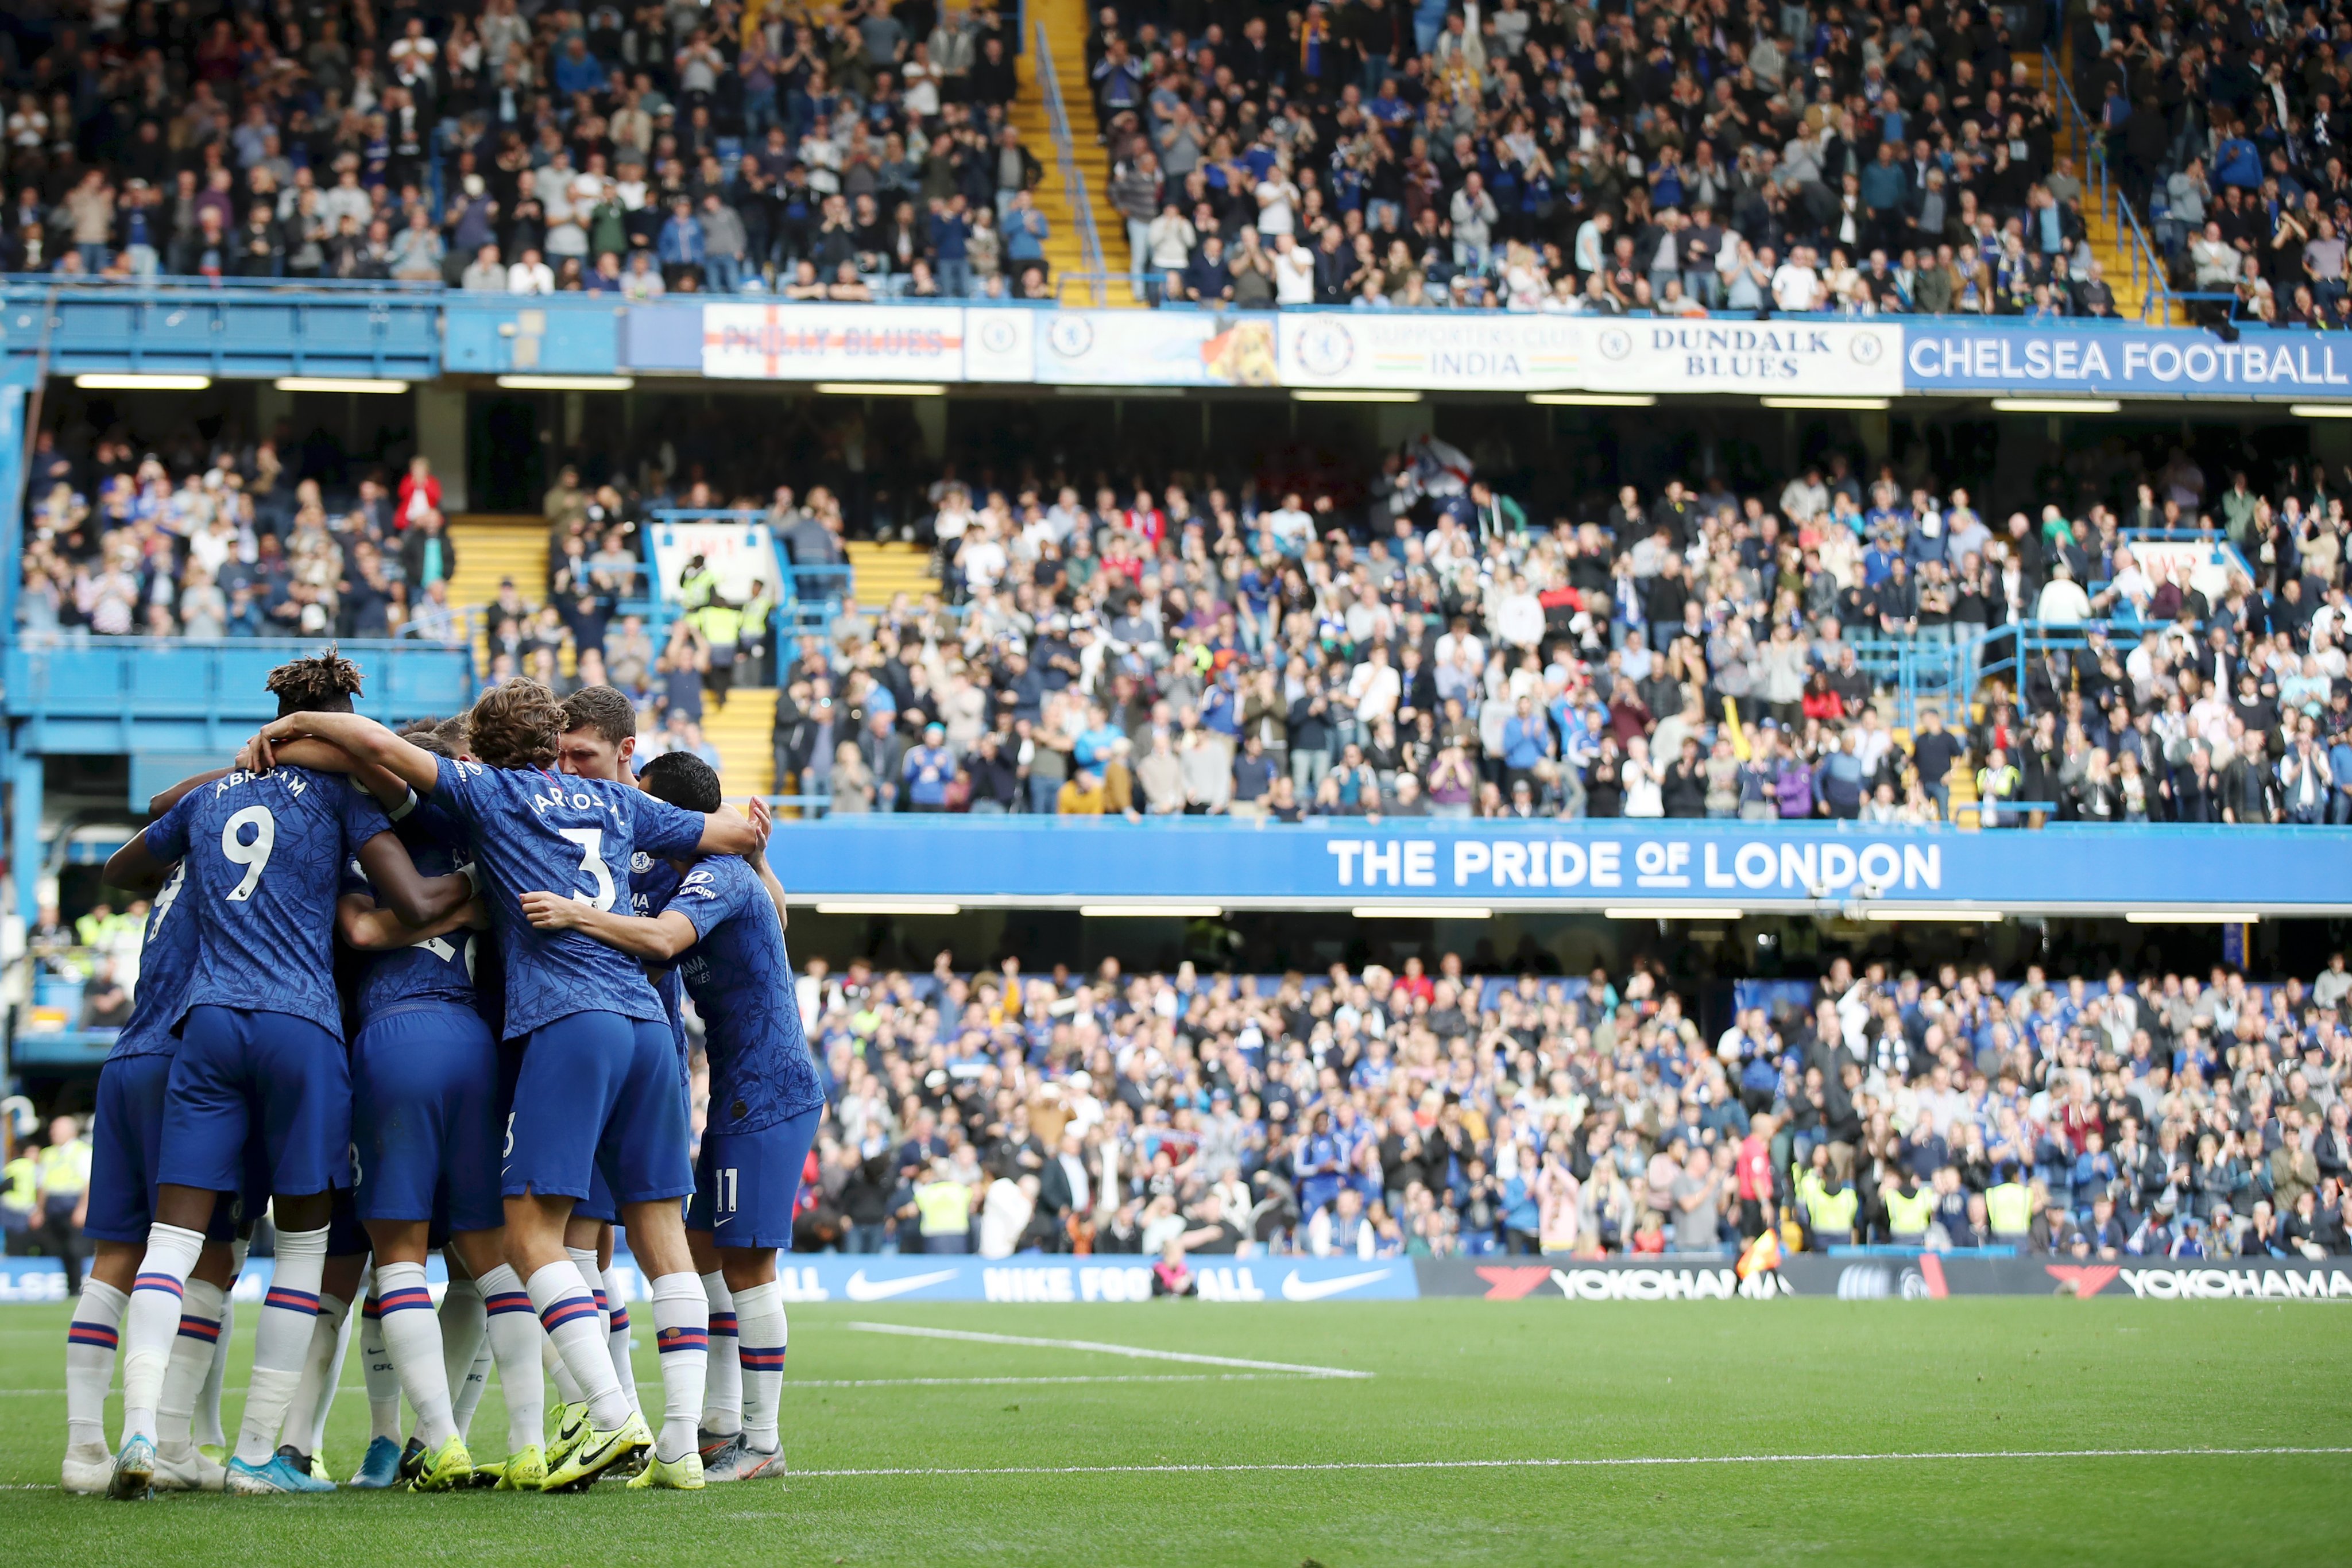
630 855 690 1064
427 757 707 1037
342 800 485 1018
106 863 198 1063
144 766 393 1040
664 856 826 1133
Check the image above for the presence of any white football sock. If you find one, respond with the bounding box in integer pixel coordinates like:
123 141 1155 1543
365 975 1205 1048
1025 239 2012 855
437 1275 486 1438
733 1279 787 1454
308 1283 359 1459
698 1270 741 1436
477 1265 545 1455
197 1245 246 1449
648 1272 709 1464
453 1338 493 1442
64 1279 127 1451
527 1261 627 1430
196 1293 234 1448
120 1222 206 1445
602 1265 641 1414
156 1279 226 1455
543 1334 585 1404
238 1224 331 1465
567 1247 624 1408
358 1295 402 1443
373 1262 455 1449
279 1286 349 1467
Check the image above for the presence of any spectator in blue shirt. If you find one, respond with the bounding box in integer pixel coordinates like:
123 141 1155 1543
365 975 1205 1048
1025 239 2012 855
928 196 972 296
1004 189 1049 265
656 195 706 280
903 722 957 812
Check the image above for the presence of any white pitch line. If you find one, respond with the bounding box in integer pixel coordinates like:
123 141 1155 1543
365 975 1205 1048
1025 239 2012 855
790 1373 1312 1388
840 1321 1373 1379
779 1446 2352 1479
3 1447 2344 1490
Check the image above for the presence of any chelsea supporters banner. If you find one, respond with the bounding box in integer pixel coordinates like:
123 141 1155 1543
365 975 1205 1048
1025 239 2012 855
1275 316 1902 396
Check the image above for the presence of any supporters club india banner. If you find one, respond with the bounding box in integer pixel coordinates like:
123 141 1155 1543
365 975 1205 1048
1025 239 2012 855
673 307 2348 401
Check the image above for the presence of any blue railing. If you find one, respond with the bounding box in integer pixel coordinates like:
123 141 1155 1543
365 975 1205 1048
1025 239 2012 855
2042 46 2173 324
5 635 474 727
1031 17 1108 304
0 282 440 379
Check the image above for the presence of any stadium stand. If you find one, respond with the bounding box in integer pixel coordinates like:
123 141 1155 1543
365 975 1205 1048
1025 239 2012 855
0 0 2253 319
26 385 2352 824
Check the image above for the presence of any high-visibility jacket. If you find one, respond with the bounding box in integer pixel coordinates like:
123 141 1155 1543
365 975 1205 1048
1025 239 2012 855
1801 1176 1859 1243
1884 1183 1935 1238
2 1156 36 1215
914 1179 972 1237
1985 1181 2032 1236
36 1138 90 1198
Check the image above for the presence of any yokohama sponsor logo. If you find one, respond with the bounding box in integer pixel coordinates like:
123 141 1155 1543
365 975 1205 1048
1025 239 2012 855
2115 1267 2352 1299
1544 1267 1786 1301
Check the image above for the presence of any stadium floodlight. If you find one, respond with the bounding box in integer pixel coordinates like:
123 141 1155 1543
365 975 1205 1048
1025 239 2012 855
1989 397 2121 414
2289 404 2352 419
495 374 634 391
74 373 211 390
1759 396 1890 410
1078 904 1225 918
1603 905 1742 920
814 382 945 396
1352 903 1491 919
2125 911 2260 924
1866 907 1998 922
1529 393 1657 406
1294 389 1422 402
813 899 963 915
274 377 411 394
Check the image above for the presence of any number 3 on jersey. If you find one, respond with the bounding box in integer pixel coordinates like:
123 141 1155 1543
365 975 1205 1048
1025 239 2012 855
220 805 276 901
560 826 616 910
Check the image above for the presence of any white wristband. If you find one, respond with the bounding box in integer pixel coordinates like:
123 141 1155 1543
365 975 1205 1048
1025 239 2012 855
389 787 420 823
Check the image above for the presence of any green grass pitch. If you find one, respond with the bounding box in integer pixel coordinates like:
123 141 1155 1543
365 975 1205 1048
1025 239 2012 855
1 1298 2346 1565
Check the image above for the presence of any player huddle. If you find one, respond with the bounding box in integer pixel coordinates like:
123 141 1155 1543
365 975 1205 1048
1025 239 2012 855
61 653 824 1497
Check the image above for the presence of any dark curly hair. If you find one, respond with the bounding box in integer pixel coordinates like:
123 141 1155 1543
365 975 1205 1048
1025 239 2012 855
638 750 723 814
266 648 364 717
465 678 565 769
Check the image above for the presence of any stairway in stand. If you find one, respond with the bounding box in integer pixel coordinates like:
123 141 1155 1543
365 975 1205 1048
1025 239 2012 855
700 686 779 800
2014 50 2181 325
445 514 550 673
847 540 939 610
1013 0 1139 305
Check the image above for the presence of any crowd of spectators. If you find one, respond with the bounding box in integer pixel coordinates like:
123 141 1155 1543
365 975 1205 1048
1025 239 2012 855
0 0 2277 324
2091 0 2352 326
777 432 2352 826
25 389 2352 830
0 0 1069 300
1088 0 2141 316
28 898 2352 1260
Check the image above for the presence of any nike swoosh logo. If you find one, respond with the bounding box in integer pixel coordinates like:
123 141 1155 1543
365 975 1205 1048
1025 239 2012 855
843 1268 961 1302
1280 1268 1392 1302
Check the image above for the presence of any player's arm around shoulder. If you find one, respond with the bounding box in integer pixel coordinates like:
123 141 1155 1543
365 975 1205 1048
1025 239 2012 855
338 889 489 951
517 889 699 960
104 779 203 891
354 831 476 929
247 710 443 795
